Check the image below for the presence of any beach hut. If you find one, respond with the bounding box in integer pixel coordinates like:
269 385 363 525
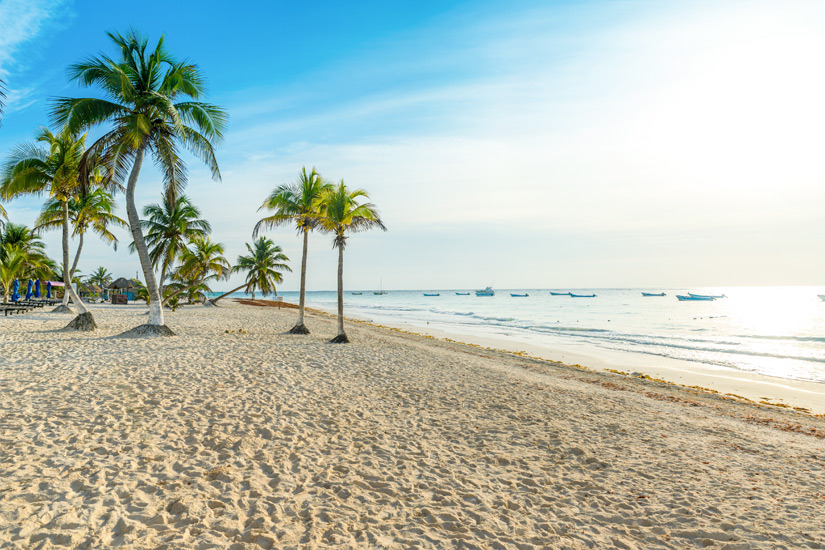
108 277 137 304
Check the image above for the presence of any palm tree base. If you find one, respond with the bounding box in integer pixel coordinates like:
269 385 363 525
288 323 310 335
62 312 97 331
52 304 74 314
329 333 350 344
118 324 176 338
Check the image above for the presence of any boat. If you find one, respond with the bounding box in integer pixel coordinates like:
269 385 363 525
351 292 362 295
569 293 596 298
510 293 529 297
475 286 495 296
688 292 726 299
677 295 714 301
455 292 470 295
550 291 571 296
374 277 386 295
423 293 440 296
642 292 666 297
373 291 386 295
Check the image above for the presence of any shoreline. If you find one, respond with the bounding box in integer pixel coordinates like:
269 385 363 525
273 299 825 416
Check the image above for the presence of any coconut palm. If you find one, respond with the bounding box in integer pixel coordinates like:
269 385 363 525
132 195 210 301
254 167 330 333
0 127 98 327
0 225 52 302
318 181 386 343
164 236 230 306
36 188 127 279
87 266 113 288
0 77 5 128
208 237 291 305
51 30 227 335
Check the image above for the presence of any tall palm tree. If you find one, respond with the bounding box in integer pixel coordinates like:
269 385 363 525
0 127 98 327
133 195 210 301
254 167 330 334
51 30 227 335
87 266 113 288
36 188 127 279
0 77 6 128
208 237 291 305
164 236 230 306
318 181 386 343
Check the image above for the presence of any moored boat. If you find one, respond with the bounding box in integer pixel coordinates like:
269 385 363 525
456 292 470 295
642 292 666 297
570 293 596 298
475 286 495 296
423 293 440 296
550 291 571 296
351 292 362 295
510 293 529 297
689 292 726 299
677 295 714 301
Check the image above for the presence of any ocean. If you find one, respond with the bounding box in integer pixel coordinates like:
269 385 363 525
211 287 825 385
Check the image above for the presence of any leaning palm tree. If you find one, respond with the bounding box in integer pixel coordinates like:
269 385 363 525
132 195 210 301
254 167 329 334
0 127 99 329
36 188 126 279
51 30 227 336
318 181 386 343
208 237 291 305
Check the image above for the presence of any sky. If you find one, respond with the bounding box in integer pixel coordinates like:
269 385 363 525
1 0 824 291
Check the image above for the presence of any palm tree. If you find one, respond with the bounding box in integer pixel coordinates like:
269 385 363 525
133 195 210 301
36 188 127 279
51 30 227 336
254 167 330 334
87 266 113 288
0 127 98 328
208 237 291 305
164 236 230 306
318 181 386 343
0 224 53 302
0 77 6 128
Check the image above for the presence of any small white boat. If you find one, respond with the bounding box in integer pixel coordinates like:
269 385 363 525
642 292 666 297
570 293 596 298
476 286 495 296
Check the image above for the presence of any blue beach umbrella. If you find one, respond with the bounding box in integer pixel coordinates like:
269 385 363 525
35 279 41 298
11 279 20 302
26 279 33 300
46 281 52 299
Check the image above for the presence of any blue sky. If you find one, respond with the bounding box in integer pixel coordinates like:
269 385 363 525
2 0 825 290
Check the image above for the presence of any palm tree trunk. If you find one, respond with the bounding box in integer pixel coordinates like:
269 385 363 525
70 232 84 278
207 283 247 306
62 200 87 315
330 244 348 343
289 228 310 334
125 146 166 329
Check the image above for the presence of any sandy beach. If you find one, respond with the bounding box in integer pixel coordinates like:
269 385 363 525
1 302 824 549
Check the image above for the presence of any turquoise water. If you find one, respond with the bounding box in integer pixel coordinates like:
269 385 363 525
210 287 825 384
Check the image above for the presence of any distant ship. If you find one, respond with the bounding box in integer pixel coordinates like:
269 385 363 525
475 286 495 296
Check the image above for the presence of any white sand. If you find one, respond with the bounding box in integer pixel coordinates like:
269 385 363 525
1 302 824 549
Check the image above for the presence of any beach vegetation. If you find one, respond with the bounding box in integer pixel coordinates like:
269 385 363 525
254 167 330 333
208 236 291 305
0 224 53 302
52 30 227 335
131 194 211 304
35 187 126 282
87 266 113 289
163 236 230 306
0 126 105 326
318 181 386 343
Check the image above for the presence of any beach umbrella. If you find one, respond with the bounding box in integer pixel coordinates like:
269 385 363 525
26 280 33 300
11 279 20 302
35 279 41 298
46 281 52 299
